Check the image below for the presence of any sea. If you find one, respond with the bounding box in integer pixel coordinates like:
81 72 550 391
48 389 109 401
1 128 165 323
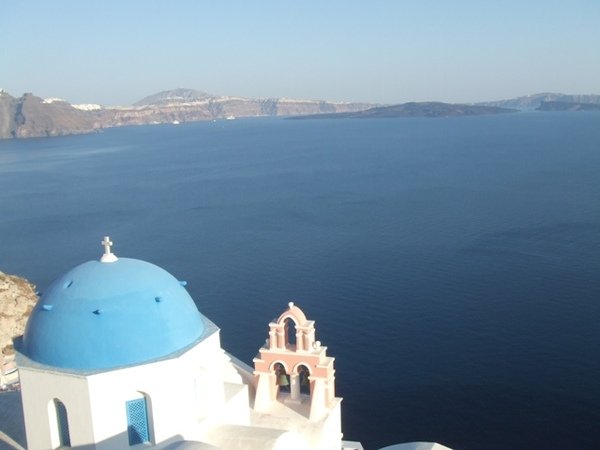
1 112 599 450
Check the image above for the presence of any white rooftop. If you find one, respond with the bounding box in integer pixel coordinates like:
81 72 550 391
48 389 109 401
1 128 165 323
379 442 453 450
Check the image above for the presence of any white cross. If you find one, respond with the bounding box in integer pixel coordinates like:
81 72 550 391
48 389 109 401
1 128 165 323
100 236 118 263
102 236 113 254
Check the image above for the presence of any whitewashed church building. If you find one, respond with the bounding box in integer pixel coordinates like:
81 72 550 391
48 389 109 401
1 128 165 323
8 237 451 450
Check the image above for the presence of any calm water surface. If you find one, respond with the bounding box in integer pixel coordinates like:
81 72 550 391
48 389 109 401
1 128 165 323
1 113 600 450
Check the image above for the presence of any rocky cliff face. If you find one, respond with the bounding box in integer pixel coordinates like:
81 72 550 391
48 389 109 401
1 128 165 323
0 89 373 139
0 272 38 355
0 92 17 138
0 92 101 139
103 96 372 126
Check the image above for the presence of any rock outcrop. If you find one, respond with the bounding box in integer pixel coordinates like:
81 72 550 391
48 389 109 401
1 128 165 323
0 92 102 139
0 272 38 356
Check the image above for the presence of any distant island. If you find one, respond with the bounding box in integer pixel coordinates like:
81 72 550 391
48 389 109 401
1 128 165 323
1 89 599 139
289 102 517 119
477 92 600 110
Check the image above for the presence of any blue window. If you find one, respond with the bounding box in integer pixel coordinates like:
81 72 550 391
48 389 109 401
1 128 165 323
54 399 71 447
126 398 150 445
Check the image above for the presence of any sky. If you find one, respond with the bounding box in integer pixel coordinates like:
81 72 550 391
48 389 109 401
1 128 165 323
2 0 600 106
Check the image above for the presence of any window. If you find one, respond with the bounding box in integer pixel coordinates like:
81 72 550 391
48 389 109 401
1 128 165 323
54 399 71 447
126 398 150 445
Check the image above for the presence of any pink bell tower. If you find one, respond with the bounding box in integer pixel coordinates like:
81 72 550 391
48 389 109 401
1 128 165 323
253 302 338 421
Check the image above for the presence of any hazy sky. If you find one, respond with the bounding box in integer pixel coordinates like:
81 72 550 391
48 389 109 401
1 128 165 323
2 0 599 105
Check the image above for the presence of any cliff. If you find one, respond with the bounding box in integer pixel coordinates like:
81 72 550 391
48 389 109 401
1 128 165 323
0 272 38 356
0 92 101 139
0 89 373 139
108 89 372 126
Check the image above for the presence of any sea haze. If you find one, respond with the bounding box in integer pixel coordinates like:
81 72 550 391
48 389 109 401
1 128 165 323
1 112 599 450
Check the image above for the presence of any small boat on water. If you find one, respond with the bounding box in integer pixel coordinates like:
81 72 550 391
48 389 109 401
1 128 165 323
172 120 180 125
226 116 235 120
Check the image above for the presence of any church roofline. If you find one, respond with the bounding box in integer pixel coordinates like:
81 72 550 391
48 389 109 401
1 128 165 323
14 316 220 376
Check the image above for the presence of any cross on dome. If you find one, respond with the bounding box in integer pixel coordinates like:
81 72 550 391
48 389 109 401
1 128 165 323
100 236 118 263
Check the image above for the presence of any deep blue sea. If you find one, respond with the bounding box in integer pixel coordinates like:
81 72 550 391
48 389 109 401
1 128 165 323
1 112 600 450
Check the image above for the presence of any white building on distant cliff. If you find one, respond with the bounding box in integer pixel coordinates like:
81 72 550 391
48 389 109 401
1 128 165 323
6 237 451 450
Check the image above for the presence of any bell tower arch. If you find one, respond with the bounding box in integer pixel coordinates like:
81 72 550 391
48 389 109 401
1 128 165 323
253 302 337 421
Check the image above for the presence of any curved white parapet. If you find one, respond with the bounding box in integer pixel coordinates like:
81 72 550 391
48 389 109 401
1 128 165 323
379 442 453 450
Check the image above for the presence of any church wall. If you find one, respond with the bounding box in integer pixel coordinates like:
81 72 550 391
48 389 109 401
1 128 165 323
222 382 251 426
319 399 343 450
183 331 230 422
19 367 94 450
87 331 228 447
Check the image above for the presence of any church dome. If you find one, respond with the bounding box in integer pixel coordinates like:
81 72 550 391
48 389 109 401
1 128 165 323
21 242 205 371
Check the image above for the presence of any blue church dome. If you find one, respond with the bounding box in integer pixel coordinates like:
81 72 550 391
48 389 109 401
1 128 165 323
22 249 206 371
